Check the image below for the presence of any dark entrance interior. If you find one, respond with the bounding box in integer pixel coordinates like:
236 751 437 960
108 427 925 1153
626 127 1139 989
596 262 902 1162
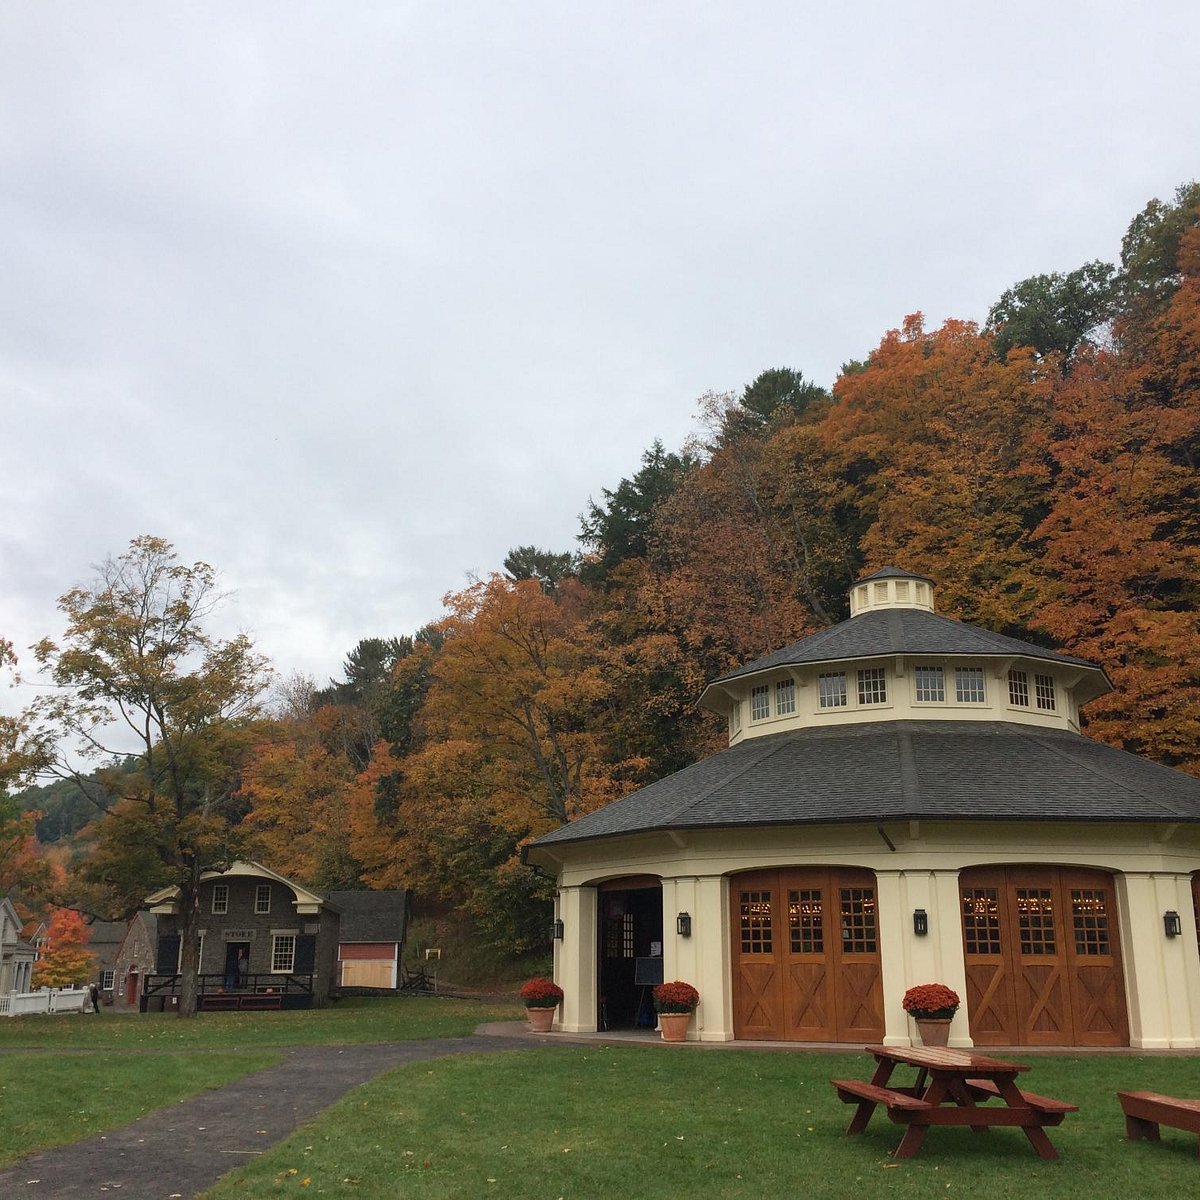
598 881 663 1029
223 941 251 989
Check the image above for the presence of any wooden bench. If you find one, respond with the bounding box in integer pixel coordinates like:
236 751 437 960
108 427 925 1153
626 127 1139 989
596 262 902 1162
832 1078 933 1131
965 1078 1078 1123
1117 1090 1200 1156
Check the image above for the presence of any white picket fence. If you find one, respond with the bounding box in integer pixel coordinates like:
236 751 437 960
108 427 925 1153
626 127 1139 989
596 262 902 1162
0 987 89 1017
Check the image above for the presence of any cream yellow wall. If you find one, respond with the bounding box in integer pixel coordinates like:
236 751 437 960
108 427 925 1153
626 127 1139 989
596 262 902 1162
536 821 1200 1047
722 655 1088 746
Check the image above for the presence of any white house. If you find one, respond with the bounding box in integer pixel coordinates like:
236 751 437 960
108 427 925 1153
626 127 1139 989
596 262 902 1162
1 897 37 994
525 568 1200 1049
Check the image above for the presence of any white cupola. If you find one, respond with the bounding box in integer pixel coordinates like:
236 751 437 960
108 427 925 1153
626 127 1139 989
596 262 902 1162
849 566 935 617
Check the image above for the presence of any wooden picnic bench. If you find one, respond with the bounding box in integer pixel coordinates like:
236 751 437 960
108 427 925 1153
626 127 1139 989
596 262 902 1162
832 1045 1077 1160
1117 1090 1200 1156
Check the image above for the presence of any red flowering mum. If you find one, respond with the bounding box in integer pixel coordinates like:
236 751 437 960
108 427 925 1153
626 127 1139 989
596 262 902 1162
519 977 564 1008
653 980 700 1013
901 983 960 1019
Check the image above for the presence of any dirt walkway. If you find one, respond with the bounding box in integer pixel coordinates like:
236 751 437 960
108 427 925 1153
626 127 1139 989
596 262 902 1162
4 1035 532 1199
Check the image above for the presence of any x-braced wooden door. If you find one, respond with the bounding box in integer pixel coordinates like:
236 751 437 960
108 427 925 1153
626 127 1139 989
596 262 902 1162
731 868 884 1042
960 866 1128 1047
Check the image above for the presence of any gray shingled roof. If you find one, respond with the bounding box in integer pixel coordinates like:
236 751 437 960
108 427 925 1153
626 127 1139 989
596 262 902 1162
530 720 1200 850
856 566 933 584
708 608 1104 687
323 890 408 942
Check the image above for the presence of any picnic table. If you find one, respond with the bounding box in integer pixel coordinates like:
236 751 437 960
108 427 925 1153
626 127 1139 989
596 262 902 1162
831 1044 1077 1160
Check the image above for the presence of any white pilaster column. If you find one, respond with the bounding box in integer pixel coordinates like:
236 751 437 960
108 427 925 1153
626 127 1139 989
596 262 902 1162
876 870 970 1047
693 874 732 1041
1118 873 1200 1049
556 885 598 1033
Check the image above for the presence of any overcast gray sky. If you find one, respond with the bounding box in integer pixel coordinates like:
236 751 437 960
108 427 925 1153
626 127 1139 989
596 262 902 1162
2 2 1197 702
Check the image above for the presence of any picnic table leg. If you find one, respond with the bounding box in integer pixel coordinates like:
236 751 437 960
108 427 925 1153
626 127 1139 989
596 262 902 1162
845 1059 897 1135
945 1079 991 1135
996 1078 1060 1161
891 1077 949 1159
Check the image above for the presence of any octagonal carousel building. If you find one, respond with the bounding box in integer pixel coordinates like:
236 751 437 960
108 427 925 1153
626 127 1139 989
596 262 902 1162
524 568 1200 1049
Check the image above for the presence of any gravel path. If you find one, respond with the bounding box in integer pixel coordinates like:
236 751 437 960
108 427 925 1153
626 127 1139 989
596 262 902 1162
4 1035 532 1199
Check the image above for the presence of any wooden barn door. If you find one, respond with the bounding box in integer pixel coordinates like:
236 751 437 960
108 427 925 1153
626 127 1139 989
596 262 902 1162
960 866 1128 1047
731 868 883 1042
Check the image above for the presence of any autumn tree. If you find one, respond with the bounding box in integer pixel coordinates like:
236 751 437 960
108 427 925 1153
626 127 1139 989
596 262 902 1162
823 314 1055 633
237 707 362 889
1031 224 1200 769
31 906 96 988
30 536 271 1016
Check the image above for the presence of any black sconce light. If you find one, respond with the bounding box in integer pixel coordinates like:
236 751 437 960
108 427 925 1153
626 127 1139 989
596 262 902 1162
676 912 692 938
1164 911 1182 938
913 909 929 937
551 918 564 941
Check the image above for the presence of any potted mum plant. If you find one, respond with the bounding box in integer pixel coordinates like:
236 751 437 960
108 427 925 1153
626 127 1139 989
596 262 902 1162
520 977 563 1032
902 982 960 1046
653 980 700 1042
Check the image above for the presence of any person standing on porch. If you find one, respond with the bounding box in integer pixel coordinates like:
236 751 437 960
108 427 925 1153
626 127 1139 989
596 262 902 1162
236 948 248 990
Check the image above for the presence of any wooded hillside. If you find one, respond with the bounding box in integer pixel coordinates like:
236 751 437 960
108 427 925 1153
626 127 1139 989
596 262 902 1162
8 182 1199 956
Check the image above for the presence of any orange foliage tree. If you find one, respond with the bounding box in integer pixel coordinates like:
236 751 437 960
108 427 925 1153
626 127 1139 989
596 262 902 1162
31 906 96 988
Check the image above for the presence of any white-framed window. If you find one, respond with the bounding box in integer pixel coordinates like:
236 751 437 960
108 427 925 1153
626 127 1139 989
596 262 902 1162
101 969 115 990
211 884 229 915
857 668 887 705
818 672 848 709
1035 673 1057 711
271 934 297 973
751 685 770 721
895 581 910 602
1008 669 1029 706
914 666 945 703
955 667 986 704
255 884 271 915
775 679 796 715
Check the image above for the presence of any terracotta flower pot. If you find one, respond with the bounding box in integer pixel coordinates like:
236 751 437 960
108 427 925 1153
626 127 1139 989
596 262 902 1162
527 1005 556 1032
659 1011 692 1042
915 1017 952 1047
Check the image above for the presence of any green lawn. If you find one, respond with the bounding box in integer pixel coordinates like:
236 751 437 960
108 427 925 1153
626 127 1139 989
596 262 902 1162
0 995 521 1050
203 1046 1200 1200
1 1050 281 1167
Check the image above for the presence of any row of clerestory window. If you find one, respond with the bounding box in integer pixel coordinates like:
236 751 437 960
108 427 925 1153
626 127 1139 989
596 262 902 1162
740 664 1058 722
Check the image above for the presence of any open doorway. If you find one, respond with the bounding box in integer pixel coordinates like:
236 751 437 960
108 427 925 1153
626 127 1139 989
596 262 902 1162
223 941 251 990
598 879 663 1029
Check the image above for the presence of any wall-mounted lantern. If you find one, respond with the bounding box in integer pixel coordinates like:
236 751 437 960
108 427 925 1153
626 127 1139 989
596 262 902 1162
1164 911 1182 938
676 912 692 938
913 909 929 937
551 918 564 941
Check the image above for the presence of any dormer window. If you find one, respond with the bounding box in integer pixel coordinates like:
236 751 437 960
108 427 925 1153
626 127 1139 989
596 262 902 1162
955 667 986 704
1008 669 1030 707
1035 674 1057 711
818 672 848 708
751 685 770 721
915 666 945 703
776 679 796 715
857 668 887 705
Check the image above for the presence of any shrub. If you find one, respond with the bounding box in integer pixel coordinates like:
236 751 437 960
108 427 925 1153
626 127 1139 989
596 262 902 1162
653 980 700 1013
519 977 564 1009
901 983 960 1019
